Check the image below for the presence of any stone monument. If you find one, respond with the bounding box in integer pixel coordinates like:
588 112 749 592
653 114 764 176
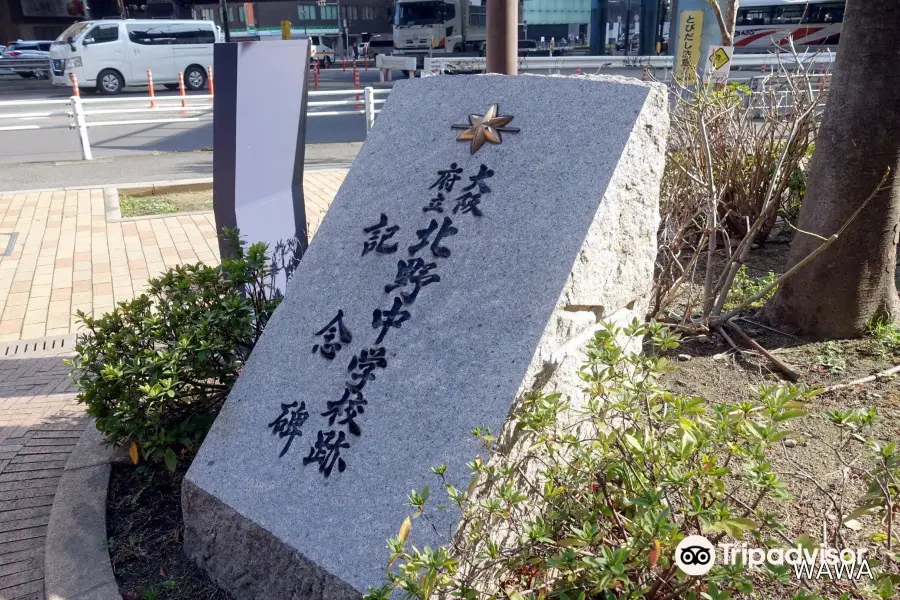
184 73 668 599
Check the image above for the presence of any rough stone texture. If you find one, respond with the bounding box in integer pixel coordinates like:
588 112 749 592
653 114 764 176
44 419 121 600
183 73 668 599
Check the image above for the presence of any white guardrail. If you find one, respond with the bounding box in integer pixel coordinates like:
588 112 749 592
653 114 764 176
0 87 388 161
420 51 836 78
0 52 833 161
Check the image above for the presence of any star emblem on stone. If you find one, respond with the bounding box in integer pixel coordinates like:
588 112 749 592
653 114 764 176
451 104 520 154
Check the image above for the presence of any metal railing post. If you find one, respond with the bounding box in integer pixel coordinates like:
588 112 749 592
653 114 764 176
71 96 92 160
364 87 375 133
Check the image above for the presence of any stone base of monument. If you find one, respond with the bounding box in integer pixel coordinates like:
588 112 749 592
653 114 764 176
183 73 668 600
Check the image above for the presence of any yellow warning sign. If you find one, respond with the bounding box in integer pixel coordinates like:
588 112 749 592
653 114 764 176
711 47 730 70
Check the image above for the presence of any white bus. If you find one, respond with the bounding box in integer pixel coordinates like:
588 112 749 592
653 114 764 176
734 0 843 52
49 19 218 95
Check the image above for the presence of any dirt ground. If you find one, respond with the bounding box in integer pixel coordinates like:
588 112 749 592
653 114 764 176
658 240 900 598
107 463 228 600
119 190 213 218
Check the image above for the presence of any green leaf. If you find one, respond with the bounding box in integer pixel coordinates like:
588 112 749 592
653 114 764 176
710 517 757 539
774 409 808 422
728 517 758 530
624 433 643 453
680 429 696 457
557 538 587 547
164 448 177 471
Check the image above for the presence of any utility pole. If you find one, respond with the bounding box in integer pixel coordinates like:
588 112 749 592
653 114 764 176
486 0 518 74
640 0 661 55
590 0 609 55
623 0 632 56
220 0 231 42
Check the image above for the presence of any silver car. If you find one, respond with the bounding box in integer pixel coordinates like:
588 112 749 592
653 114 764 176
1 40 53 79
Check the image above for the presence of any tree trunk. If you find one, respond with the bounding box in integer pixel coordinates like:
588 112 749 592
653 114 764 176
764 0 900 338
710 0 739 46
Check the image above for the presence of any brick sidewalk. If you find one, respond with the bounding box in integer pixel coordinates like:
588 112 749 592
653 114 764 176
0 170 346 343
0 350 82 600
0 170 346 598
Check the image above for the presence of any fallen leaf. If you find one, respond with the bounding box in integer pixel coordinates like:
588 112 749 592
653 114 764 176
129 441 139 465
843 519 863 531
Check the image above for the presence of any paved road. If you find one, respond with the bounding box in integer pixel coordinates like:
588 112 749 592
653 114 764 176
0 69 386 165
0 143 360 192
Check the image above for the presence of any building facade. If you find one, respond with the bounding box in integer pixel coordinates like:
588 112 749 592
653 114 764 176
193 0 392 51
1 0 391 47
522 0 589 43
0 0 87 42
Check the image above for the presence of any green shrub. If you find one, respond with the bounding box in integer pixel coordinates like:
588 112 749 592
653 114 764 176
365 321 896 599
867 319 900 357
68 230 297 468
724 265 778 311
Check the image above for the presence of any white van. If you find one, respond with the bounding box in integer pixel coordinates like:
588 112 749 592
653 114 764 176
308 35 335 68
50 20 218 95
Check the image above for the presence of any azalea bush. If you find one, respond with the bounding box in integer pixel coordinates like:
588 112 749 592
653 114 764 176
68 229 301 468
366 321 897 600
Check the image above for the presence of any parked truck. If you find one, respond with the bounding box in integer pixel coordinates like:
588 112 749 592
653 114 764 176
391 0 493 68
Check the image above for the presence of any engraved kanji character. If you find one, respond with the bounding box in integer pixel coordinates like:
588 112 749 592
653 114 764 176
347 347 388 392
423 192 446 213
372 296 411 344
462 164 494 194
384 258 441 304
267 401 309 457
321 388 367 436
311 309 352 360
408 217 458 259
303 429 350 477
429 163 463 193
362 213 399 256
452 192 483 217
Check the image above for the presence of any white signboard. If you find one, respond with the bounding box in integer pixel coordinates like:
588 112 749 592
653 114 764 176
705 44 734 84
375 54 417 71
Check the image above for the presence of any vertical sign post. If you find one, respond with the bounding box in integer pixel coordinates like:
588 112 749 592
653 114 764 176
674 10 703 83
213 40 312 295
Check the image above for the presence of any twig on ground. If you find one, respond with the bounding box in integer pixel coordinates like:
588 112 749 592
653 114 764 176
725 320 800 381
821 364 900 394
737 316 798 339
716 326 744 355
